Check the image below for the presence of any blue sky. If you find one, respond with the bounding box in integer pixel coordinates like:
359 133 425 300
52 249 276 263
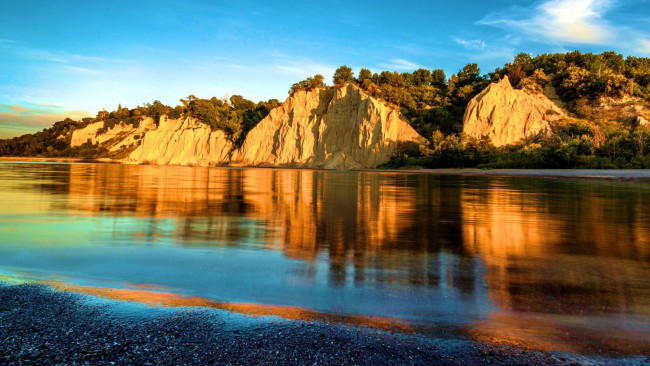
1 0 649 138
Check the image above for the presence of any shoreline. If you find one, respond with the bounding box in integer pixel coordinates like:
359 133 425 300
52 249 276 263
1 282 637 365
2 157 650 181
0 156 115 164
387 168 650 181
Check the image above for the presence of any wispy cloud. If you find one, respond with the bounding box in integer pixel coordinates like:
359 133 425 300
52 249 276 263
1 104 29 113
0 39 126 69
378 58 423 71
454 37 487 50
61 65 101 75
639 39 650 54
0 102 90 138
21 48 117 64
272 59 336 79
479 0 615 44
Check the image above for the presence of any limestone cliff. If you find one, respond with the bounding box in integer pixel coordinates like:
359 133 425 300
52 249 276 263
462 76 565 146
232 84 423 169
126 116 233 166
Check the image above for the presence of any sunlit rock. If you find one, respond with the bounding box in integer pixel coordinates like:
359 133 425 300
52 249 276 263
462 76 565 146
70 118 157 152
232 84 423 169
126 116 233 166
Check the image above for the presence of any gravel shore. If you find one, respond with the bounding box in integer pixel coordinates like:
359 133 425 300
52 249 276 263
0 283 644 365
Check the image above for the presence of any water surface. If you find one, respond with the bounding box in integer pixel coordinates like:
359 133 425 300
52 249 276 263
0 161 648 355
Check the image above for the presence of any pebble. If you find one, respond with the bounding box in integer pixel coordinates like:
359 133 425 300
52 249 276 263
0 283 642 365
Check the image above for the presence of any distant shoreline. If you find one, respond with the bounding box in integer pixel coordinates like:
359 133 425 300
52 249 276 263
2 157 650 181
0 156 114 163
388 168 650 181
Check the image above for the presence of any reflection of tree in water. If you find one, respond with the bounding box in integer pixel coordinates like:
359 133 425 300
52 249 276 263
461 177 650 315
57 164 480 294
55 163 650 311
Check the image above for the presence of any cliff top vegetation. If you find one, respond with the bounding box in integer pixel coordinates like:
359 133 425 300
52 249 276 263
1 50 649 168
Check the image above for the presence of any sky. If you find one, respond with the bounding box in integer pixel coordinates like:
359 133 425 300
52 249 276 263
1 0 649 138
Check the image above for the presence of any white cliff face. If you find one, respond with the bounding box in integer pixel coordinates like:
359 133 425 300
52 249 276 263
232 84 423 169
126 116 233 166
70 122 104 147
108 118 157 152
70 118 157 151
69 85 423 169
462 76 565 147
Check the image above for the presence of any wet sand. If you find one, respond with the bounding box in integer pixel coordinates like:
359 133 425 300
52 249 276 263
1 283 644 365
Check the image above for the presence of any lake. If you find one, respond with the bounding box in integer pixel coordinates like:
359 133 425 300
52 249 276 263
0 161 648 356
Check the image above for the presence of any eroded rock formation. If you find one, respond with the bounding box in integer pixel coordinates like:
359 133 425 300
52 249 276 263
462 76 565 146
126 116 233 166
71 85 422 169
232 84 423 169
70 118 157 152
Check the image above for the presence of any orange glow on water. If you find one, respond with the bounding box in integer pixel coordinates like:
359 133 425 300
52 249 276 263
46 281 414 334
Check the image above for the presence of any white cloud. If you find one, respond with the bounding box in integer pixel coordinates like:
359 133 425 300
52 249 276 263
639 39 650 54
378 58 423 71
61 66 102 75
479 0 615 44
454 38 487 50
273 59 336 79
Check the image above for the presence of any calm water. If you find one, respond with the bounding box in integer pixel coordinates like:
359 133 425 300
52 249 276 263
0 161 649 355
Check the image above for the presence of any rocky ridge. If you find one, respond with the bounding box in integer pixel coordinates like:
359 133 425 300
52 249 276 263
75 84 423 170
126 116 233 166
462 76 565 147
232 84 423 169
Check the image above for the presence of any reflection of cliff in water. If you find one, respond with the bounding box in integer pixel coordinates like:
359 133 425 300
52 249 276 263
461 178 650 316
62 164 476 291
58 164 650 314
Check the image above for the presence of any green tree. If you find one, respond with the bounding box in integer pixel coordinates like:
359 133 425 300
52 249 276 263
230 95 256 111
357 68 373 84
309 74 325 88
333 65 354 85
518 68 547 93
288 74 326 94
378 71 392 85
390 71 405 87
431 69 447 87
412 69 432 86
457 63 482 86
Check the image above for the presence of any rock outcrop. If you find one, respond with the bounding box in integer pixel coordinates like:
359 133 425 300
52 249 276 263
70 118 157 152
126 116 233 166
462 76 565 146
69 85 422 169
70 122 104 147
232 84 423 169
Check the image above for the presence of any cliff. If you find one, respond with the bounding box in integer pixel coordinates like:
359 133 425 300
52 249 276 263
70 118 157 152
462 76 565 146
232 84 423 169
67 85 423 169
126 116 233 166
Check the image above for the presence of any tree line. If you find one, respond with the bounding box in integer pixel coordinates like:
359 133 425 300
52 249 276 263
1 50 649 168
